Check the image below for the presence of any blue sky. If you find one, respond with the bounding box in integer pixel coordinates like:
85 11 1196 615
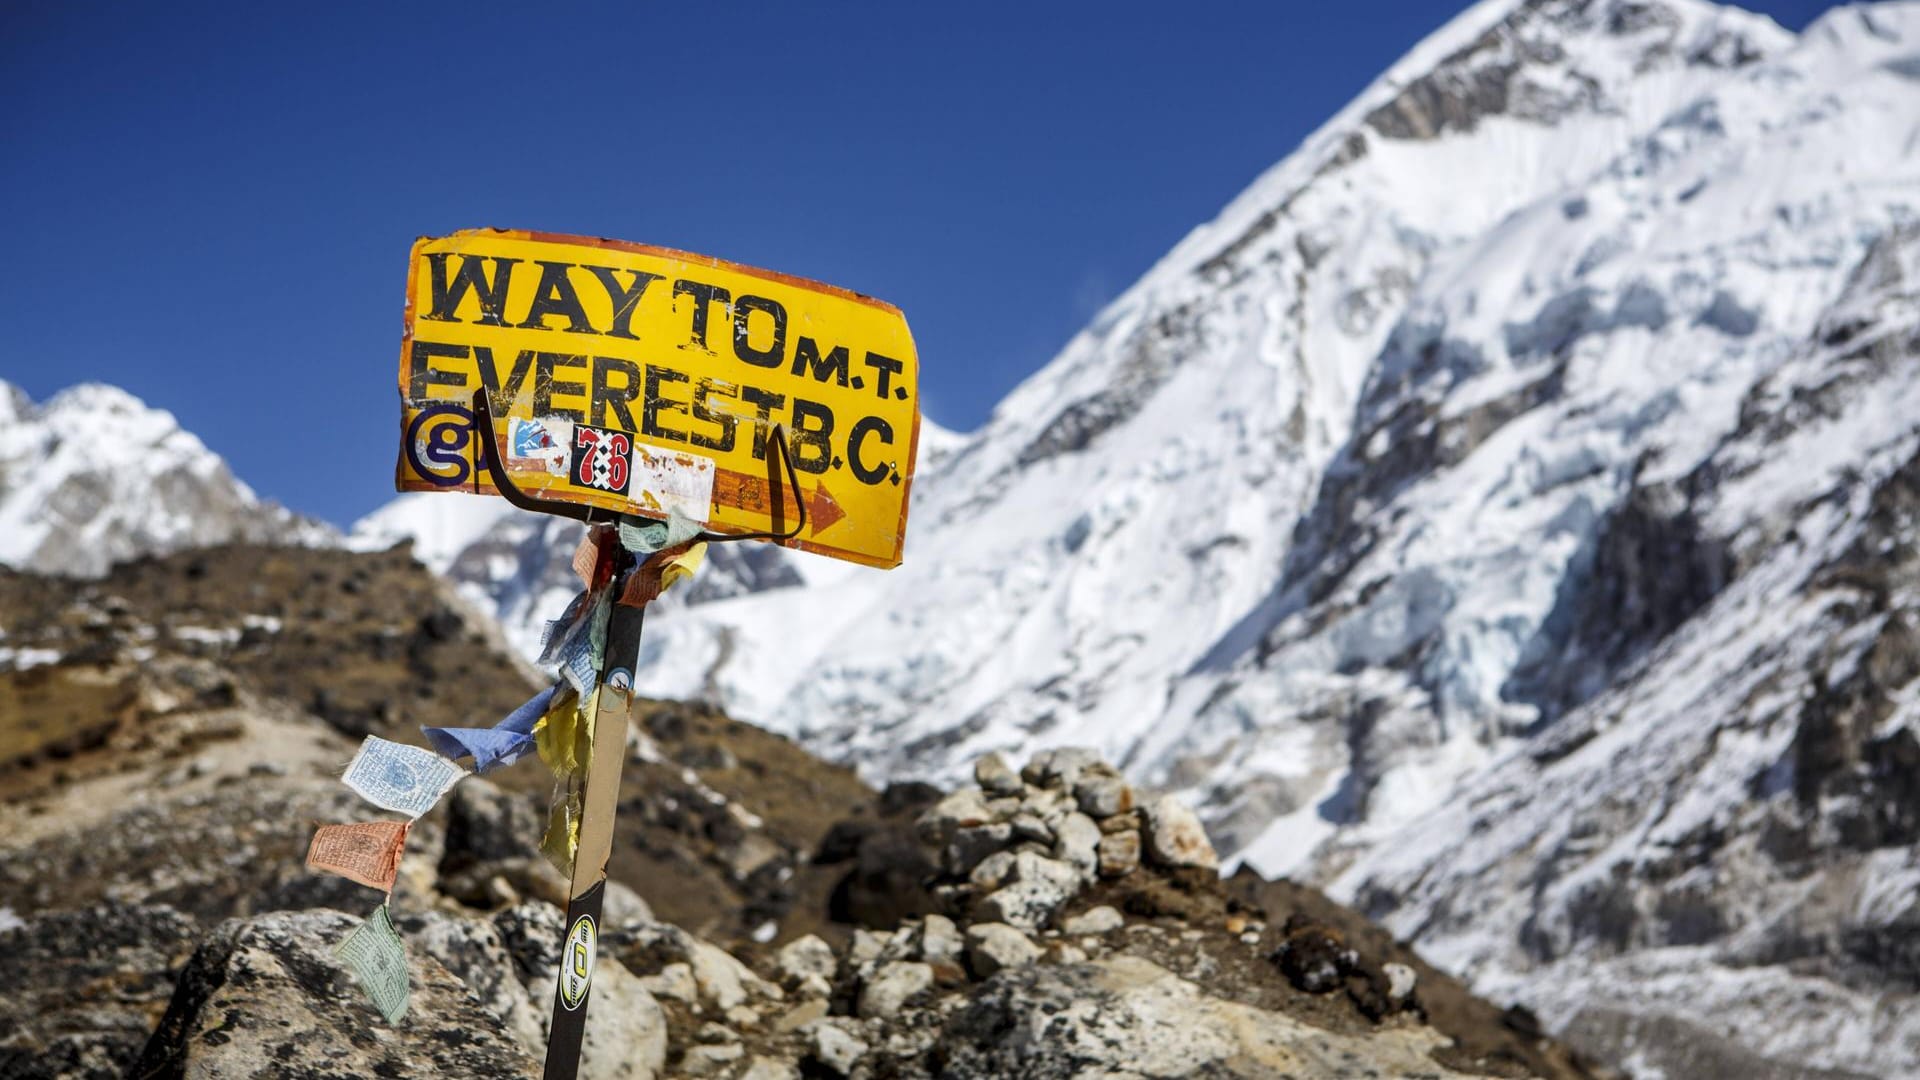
0 1 1836 527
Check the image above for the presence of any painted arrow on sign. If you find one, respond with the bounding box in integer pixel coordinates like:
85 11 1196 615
710 468 846 537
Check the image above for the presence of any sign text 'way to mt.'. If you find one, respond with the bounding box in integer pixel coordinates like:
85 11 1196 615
394 229 921 568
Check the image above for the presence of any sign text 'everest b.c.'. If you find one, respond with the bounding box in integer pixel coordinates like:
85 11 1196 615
394 229 921 568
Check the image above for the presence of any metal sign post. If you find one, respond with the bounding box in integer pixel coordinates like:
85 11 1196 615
389 230 918 1080
471 390 803 1080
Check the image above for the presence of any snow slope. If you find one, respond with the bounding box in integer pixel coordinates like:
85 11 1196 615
357 2 1920 1073
0 381 333 576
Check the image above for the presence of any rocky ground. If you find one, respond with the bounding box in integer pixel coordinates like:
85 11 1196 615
0 543 1602 1078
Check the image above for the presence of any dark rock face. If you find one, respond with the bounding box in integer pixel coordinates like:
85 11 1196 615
133 910 539 1080
1505 471 1732 720
817 782 941 928
1015 307 1197 468
0 903 201 1080
1782 448 1920 854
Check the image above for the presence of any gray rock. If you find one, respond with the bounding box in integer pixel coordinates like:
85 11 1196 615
978 853 1082 931
1073 773 1133 818
858 960 935 1018
1098 829 1142 877
1141 795 1219 870
1060 906 1125 935
965 921 1042 977
397 907 545 1053
740 1058 802 1080
1385 962 1418 1000
849 928 889 967
681 1042 745 1076
490 902 669 1080
135 909 540 1079
944 822 1014 875
918 913 965 964
443 778 548 868
640 961 698 1004
969 850 1018 891
602 879 656 928
0 902 200 1079
806 1018 870 1076
776 933 837 984
1010 812 1054 844
928 955 1494 1078
1053 812 1103 882
1021 747 1103 791
973 752 1024 796
915 789 994 847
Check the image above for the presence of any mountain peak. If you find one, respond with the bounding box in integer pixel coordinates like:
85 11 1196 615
0 382 335 577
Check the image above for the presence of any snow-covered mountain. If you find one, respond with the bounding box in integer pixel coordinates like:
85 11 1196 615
355 1 1920 1073
0 381 333 576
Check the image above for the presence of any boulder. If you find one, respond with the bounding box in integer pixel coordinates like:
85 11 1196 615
973 752 1024 796
1021 747 1103 791
1098 830 1142 877
858 960 935 1018
930 955 1495 1079
776 933 837 985
805 1019 869 1076
915 789 994 847
965 922 1042 977
1073 773 1133 818
1060 905 1125 936
490 903 669 1080
134 909 540 1079
1141 795 1219 870
1052 811 1102 882
917 913 965 964
0 902 201 1080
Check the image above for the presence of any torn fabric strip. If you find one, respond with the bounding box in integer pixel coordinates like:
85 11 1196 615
533 685 589 777
572 525 616 588
418 727 536 773
307 820 411 892
419 681 558 774
342 736 464 818
619 541 708 607
586 586 614 671
541 782 583 878
334 903 410 1024
559 613 600 701
618 509 703 556
538 589 591 666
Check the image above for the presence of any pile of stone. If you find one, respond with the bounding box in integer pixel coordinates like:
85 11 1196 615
916 747 1218 932
69 745 1532 1080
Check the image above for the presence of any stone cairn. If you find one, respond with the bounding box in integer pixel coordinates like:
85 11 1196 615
761 747 1229 1076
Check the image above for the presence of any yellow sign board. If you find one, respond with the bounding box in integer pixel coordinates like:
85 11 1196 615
394 230 920 569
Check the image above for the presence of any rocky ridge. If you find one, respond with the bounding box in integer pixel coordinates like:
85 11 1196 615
0 543 1592 1079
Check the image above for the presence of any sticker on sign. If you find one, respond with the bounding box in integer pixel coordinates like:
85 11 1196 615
392 229 921 569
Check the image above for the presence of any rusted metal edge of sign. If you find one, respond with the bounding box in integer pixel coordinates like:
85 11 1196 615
392 228 922 570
